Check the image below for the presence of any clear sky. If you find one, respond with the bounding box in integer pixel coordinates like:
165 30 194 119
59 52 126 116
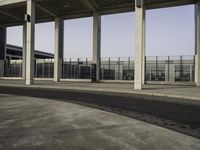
7 5 195 58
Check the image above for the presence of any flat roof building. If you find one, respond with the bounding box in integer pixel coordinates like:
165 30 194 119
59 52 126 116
6 44 54 59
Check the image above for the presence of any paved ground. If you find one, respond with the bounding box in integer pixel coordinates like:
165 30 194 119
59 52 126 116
0 94 200 150
0 85 200 139
0 79 199 100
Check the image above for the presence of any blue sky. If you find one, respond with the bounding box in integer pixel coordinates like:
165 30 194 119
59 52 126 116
7 5 195 58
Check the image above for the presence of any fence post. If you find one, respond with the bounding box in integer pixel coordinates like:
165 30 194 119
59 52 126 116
48 59 50 78
144 56 146 83
168 56 170 82
108 57 111 80
70 58 72 79
77 58 80 79
10 60 12 77
156 56 158 81
118 57 120 80
34 59 36 78
86 58 88 79
128 57 131 80
20 59 22 77
61 58 63 79
180 56 183 81
63 59 65 79
42 59 44 78
193 55 195 82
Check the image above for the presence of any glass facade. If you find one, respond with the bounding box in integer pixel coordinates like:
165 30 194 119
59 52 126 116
3 55 195 83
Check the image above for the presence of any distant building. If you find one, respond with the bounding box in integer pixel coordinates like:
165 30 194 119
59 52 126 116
6 44 54 60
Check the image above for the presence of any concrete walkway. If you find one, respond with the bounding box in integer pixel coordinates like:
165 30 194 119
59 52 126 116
0 94 199 150
0 79 200 100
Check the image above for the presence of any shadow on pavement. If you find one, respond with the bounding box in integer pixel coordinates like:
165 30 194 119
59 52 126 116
0 86 200 139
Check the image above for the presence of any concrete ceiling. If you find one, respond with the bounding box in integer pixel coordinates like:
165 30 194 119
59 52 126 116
0 0 197 27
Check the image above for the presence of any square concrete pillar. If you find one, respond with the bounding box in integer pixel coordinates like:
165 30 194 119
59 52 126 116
22 23 27 80
0 27 6 77
142 13 146 85
54 18 64 82
93 12 101 82
134 0 146 90
195 1 200 86
25 0 35 85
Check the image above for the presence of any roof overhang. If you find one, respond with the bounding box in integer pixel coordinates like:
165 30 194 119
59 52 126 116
0 0 198 27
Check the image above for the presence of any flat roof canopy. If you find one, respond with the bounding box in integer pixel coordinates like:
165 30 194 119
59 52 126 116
0 0 197 27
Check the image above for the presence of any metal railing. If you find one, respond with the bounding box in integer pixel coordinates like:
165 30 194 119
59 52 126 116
3 55 195 83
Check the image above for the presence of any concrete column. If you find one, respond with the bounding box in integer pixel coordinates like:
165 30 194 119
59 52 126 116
142 12 146 84
25 0 35 85
195 1 200 86
93 12 101 82
134 0 145 90
22 23 26 80
54 18 64 82
0 27 6 77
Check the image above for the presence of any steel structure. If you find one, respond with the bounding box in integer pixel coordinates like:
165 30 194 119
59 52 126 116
0 0 199 89
0 0 197 26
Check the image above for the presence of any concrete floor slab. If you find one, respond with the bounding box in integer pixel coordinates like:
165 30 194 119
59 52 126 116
0 94 200 150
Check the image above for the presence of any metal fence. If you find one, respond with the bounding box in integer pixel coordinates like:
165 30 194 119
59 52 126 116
62 58 92 79
3 55 195 83
100 57 134 80
145 56 195 82
4 59 22 77
35 59 54 78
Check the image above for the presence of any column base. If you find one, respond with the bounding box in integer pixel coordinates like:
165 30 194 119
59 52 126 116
54 78 60 82
134 81 143 90
195 55 200 87
25 80 34 85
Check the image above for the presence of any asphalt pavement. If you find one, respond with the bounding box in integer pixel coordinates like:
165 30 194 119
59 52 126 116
0 85 200 139
0 94 200 150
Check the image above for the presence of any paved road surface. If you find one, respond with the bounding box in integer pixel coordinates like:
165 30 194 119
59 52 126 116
0 94 199 150
0 86 200 138
0 80 199 100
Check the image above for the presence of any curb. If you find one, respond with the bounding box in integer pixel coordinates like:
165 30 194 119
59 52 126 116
0 83 199 101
